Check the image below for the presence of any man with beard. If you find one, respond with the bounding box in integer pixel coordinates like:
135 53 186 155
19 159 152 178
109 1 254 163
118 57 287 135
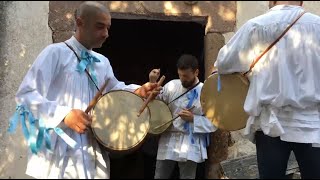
150 54 217 179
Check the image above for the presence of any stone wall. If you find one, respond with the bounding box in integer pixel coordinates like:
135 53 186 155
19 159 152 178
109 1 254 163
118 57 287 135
0 1 52 179
49 1 236 43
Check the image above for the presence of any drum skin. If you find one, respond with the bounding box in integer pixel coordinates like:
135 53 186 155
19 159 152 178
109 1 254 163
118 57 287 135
91 90 150 154
200 73 249 131
147 99 173 135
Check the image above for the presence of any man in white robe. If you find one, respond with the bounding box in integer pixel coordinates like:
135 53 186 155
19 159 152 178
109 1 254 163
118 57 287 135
11 1 161 179
151 54 217 179
215 1 320 179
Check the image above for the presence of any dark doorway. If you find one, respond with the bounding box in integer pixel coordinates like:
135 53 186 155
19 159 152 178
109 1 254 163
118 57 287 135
95 18 206 179
96 18 205 85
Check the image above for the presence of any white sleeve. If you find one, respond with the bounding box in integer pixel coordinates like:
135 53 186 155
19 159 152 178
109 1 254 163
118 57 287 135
15 45 72 129
193 115 217 133
215 21 258 74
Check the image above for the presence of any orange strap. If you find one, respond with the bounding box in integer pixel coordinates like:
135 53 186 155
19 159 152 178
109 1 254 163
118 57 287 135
243 11 306 76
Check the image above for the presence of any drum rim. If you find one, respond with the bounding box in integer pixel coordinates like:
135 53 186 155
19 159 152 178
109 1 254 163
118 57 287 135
91 89 151 151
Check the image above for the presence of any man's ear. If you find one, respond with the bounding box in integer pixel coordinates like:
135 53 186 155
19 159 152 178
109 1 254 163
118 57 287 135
76 17 83 28
195 69 199 76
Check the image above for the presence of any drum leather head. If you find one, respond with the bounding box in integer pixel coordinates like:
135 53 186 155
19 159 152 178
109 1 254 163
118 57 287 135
91 90 150 152
148 99 173 135
200 73 249 131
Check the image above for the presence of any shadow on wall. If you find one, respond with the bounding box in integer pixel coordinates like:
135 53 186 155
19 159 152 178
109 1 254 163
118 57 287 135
0 1 51 179
48 1 236 43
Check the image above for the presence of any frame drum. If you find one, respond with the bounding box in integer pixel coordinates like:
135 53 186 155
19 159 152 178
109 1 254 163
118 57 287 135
91 90 150 154
147 99 173 135
200 72 249 131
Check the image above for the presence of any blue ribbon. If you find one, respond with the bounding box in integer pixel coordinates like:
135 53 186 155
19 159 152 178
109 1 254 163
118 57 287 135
8 105 39 154
186 89 198 109
183 89 199 145
36 118 53 153
8 105 77 154
217 74 221 92
36 126 77 153
8 105 28 137
182 89 211 147
53 127 77 149
8 105 55 154
76 50 100 87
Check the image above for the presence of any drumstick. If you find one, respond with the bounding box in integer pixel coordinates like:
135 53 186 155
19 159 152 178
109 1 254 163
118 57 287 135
153 105 196 130
137 75 166 117
85 79 109 114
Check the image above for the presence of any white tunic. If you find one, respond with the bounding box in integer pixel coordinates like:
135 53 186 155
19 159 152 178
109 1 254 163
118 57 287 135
156 79 217 163
215 5 320 147
15 36 140 178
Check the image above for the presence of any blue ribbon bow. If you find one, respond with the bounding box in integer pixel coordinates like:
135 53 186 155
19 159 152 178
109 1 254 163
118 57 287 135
76 50 100 87
36 118 53 153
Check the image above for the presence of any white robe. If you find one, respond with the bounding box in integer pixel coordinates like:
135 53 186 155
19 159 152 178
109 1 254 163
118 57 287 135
215 5 320 147
15 36 140 178
156 79 217 163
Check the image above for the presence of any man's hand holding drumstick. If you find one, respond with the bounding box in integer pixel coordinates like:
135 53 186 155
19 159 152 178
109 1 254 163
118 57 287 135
63 80 109 134
64 109 92 134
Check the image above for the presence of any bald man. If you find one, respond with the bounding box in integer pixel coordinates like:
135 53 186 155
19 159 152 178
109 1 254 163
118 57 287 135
12 1 161 179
